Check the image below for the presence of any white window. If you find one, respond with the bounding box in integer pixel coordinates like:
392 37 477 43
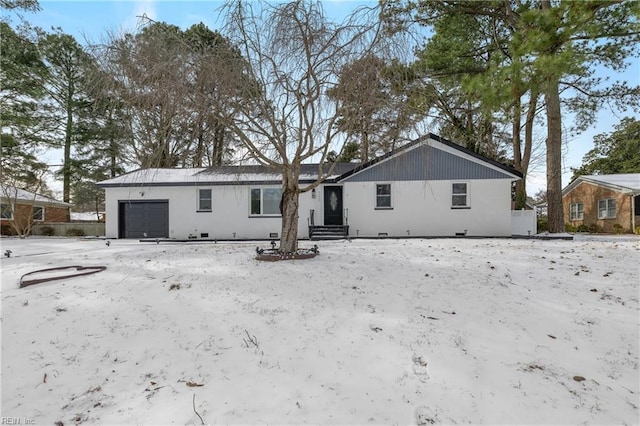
32 206 44 221
198 188 212 212
569 203 584 220
598 199 616 219
452 183 468 208
250 188 282 216
1 203 13 219
376 184 391 208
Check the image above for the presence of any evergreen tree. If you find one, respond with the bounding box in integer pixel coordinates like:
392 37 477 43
571 117 640 179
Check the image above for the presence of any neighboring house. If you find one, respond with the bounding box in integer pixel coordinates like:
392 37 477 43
97 134 523 240
1 187 72 235
562 174 640 233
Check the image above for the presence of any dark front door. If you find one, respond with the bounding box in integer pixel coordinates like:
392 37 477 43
119 200 169 238
324 186 343 225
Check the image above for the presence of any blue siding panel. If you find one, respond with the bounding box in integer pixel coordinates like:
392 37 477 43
341 145 513 182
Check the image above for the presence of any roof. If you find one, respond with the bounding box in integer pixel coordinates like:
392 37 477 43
563 174 640 195
97 163 358 188
1 187 71 207
97 134 522 188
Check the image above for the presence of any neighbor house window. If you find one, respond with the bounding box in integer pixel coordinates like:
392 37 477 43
452 183 469 208
569 203 584 220
250 188 282 216
198 188 212 212
1 204 12 219
32 206 44 221
376 184 391 208
598 199 616 219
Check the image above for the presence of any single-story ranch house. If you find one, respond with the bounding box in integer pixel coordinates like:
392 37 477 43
97 134 526 240
562 174 640 233
1 187 72 235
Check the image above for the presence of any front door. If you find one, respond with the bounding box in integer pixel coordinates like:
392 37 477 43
324 186 343 225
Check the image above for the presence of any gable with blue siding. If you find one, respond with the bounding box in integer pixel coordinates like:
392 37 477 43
339 143 516 183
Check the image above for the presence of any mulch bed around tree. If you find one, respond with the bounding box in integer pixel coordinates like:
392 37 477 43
255 244 319 262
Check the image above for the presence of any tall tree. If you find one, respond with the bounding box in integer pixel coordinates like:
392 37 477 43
100 23 187 168
37 28 100 203
384 0 640 232
181 23 246 167
96 22 246 168
571 117 640 179
221 0 386 252
329 55 431 162
0 22 51 193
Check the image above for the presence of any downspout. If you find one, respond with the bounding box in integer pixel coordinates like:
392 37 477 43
632 194 636 233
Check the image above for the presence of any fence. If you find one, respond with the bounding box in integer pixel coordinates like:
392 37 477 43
511 209 537 236
32 222 105 237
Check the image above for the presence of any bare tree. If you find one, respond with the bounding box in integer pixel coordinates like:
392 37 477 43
0 170 48 238
328 55 430 162
93 22 247 169
221 0 387 253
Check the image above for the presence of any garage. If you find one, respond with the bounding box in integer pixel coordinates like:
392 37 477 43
118 200 169 238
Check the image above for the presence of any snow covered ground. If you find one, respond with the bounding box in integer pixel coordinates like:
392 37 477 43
1 236 638 425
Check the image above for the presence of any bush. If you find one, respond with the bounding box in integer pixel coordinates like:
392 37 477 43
66 228 86 237
0 223 16 236
635 226 640 235
565 223 577 233
537 215 548 233
588 223 600 233
576 224 589 233
39 226 55 236
612 223 625 234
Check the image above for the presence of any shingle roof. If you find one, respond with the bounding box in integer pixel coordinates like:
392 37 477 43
563 174 640 195
97 163 358 187
1 187 71 207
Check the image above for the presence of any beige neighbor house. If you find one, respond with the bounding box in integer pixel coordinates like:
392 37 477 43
0 187 72 236
562 174 640 234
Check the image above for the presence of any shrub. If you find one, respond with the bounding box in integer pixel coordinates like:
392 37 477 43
537 215 548 233
612 223 625 234
0 223 16 236
588 223 600 233
66 228 86 237
39 226 55 236
565 223 577 233
576 224 589 233
635 226 640 235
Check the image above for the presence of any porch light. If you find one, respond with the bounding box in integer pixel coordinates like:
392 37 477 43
312 188 316 199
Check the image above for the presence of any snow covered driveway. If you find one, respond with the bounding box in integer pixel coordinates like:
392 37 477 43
1 236 638 424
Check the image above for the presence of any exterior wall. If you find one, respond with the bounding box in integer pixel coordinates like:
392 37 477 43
342 179 513 237
43 205 71 222
563 182 633 233
0 203 70 223
104 184 322 239
1 203 71 235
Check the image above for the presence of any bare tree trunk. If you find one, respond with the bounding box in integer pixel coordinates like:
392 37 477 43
280 171 299 253
361 130 369 162
213 121 225 166
544 78 565 233
512 95 525 209
63 87 73 203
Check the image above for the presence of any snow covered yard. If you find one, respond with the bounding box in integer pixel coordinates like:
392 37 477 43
1 236 638 425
